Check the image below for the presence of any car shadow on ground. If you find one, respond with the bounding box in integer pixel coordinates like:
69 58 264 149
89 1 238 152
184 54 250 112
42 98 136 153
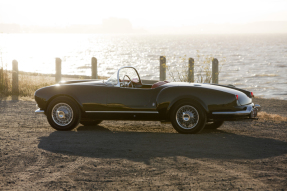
38 125 287 164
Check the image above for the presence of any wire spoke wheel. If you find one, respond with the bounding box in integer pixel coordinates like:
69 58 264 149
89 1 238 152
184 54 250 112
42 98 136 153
171 101 206 134
51 103 74 126
47 96 81 131
175 105 199 130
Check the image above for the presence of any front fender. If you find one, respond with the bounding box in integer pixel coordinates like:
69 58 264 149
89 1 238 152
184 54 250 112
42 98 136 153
35 85 85 112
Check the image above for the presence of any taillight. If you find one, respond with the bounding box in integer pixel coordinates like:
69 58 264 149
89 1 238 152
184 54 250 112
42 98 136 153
236 95 238 100
251 92 254 97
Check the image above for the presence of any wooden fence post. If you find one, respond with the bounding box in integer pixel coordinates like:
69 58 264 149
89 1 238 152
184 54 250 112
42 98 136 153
0 67 3 89
55 58 61 83
160 56 166 81
188 58 194 82
91 57 97 79
12 60 19 100
212 58 219 84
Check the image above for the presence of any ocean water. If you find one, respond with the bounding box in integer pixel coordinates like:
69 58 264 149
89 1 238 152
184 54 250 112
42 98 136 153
0 33 286 100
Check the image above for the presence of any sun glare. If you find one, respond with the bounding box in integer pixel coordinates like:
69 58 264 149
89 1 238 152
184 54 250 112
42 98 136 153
0 0 287 27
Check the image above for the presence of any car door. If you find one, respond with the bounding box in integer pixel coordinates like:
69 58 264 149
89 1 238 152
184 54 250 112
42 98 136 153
106 86 157 112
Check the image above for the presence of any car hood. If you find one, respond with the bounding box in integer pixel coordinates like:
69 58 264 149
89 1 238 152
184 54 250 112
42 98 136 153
58 79 106 86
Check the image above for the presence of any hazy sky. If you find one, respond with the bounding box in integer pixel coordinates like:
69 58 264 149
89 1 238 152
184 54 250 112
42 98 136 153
0 0 287 27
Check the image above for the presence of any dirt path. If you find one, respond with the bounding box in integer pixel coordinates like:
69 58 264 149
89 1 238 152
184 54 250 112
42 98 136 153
0 97 287 190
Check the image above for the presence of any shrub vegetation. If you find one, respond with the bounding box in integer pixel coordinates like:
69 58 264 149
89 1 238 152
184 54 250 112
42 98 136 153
166 51 224 83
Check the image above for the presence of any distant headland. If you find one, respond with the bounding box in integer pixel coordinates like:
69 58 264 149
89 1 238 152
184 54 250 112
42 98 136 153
0 18 147 34
0 19 287 34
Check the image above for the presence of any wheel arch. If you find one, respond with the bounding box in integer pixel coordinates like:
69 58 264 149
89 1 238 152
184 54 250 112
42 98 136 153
45 94 85 114
166 96 209 118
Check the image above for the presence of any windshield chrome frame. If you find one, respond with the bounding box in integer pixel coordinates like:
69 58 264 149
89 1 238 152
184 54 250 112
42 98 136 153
106 66 142 87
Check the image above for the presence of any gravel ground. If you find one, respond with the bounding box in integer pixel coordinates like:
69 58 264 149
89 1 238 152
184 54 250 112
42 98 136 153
0 97 286 190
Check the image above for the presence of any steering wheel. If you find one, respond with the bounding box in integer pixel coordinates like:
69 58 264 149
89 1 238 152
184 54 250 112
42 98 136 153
122 75 134 88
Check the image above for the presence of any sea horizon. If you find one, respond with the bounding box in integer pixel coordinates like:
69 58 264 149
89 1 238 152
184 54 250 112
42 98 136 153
0 33 286 100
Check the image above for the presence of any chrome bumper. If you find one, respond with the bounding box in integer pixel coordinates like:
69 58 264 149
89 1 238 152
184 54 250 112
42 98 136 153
212 104 261 117
35 109 45 114
254 104 261 112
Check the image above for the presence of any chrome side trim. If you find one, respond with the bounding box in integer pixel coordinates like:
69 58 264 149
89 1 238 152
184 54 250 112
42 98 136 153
86 111 159 114
212 111 251 115
35 109 45 114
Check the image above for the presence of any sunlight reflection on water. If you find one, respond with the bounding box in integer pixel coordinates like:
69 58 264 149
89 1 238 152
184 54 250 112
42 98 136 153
0 33 286 100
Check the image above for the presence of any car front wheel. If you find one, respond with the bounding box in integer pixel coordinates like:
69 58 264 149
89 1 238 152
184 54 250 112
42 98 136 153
170 101 206 134
46 96 81 131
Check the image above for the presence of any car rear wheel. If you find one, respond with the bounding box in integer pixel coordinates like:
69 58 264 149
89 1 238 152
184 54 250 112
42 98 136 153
46 96 81 131
204 121 224 129
170 101 206 134
80 119 103 126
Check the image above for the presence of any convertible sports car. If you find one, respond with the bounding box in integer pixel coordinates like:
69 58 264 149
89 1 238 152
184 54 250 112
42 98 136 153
35 66 261 134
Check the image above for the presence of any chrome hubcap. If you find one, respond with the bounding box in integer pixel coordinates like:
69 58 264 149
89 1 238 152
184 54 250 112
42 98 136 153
52 103 73 126
182 111 194 121
57 111 65 119
176 105 199 129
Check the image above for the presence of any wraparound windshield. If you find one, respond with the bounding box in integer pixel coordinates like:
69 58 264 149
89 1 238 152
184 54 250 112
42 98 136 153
105 67 140 86
106 71 118 85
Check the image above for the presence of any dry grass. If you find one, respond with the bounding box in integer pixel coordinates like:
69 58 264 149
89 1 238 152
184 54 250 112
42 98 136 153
18 74 55 97
258 111 287 122
0 67 10 94
0 67 107 98
0 69 55 98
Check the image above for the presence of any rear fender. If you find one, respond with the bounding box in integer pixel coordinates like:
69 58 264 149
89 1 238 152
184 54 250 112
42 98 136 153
167 96 208 114
210 84 253 98
156 87 209 117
